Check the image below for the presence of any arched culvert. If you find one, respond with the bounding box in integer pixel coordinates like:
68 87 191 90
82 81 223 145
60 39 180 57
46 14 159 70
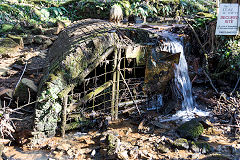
32 19 180 145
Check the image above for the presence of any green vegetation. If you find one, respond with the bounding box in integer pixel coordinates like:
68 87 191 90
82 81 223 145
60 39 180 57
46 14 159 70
0 0 216 28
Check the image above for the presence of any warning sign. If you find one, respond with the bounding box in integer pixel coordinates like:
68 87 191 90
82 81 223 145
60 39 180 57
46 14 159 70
215 3 239 35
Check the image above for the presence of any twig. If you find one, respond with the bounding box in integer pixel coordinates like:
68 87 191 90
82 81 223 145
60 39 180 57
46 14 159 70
119 71 141 115
231 76 240 95
7 62 28 108
13 100 39 112
203 70 219 94
14 61 28 93
28 88 31 104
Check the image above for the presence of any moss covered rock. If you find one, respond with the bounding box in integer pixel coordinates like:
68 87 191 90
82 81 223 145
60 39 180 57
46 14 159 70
173 138 189 150
176 118 204 140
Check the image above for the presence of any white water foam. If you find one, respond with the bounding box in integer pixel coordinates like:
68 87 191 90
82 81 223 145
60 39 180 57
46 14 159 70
159 32 209 121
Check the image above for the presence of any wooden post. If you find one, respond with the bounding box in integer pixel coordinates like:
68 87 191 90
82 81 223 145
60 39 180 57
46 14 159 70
111 48 118 120
61 96 68 137
115 49 121 120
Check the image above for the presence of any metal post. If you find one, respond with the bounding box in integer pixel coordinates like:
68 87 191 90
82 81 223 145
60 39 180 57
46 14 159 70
115 49 121 119
111 48 118 120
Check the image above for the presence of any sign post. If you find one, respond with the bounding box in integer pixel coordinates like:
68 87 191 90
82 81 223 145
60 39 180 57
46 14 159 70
215 2 239 35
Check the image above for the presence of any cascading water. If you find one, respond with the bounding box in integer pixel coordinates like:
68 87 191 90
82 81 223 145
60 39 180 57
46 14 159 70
160 31 209 121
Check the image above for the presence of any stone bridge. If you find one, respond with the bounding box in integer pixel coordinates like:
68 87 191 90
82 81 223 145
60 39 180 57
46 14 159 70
32 19 180 144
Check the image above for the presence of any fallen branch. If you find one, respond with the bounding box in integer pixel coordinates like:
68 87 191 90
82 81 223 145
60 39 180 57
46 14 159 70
203 70 219 94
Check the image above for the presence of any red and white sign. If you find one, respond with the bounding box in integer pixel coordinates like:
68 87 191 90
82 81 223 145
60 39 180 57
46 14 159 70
215 3 239 35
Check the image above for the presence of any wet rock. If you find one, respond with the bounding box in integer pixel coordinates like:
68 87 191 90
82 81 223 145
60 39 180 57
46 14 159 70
173 138 189 150
176 118 204 140
14 78 38 103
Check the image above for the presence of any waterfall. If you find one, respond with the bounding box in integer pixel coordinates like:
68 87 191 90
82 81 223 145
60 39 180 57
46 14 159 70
161 32 194 111
172 40 194 112
159 31 209 121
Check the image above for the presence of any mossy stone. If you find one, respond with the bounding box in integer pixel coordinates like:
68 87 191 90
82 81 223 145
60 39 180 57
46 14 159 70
176 118 204 140
173 138 189 150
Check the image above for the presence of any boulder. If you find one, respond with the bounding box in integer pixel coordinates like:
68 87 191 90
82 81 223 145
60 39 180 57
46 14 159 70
14 78 38 103
176 118 204 140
